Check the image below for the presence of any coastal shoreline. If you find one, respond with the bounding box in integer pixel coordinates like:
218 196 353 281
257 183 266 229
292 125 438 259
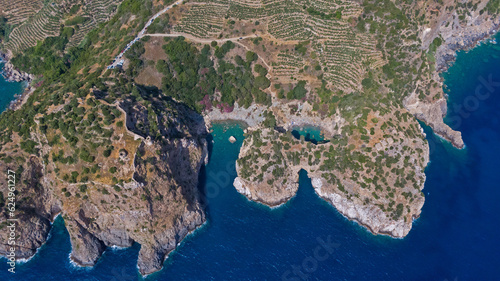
406 14 500 151
233 178 295 210
197 20 497 236
435 19 500 73
0 50 35 111
149 219 210 278
313 187 419 240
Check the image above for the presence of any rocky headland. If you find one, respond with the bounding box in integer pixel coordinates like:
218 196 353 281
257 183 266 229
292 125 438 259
405 6 500 150
231 110 429 238
223 4 500 239
0 97 209 275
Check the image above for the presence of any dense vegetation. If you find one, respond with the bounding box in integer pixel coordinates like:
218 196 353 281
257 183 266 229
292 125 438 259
10 27 82 80
147 14 170 33
0 0 158 154
156 37 271 111
0 17 9 42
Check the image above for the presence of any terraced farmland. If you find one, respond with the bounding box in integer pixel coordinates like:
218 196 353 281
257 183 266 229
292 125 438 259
173 3 228 38
273 51 304 77
0 0 43 26
2 0 122 53
5 2 62 52
298 0 363 17
313 34 382 91
173 0 382 92
68 0 120 47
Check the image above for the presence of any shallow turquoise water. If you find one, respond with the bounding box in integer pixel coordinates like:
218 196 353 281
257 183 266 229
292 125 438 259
291 126 329 144
0 62 25 112
1 34 500 280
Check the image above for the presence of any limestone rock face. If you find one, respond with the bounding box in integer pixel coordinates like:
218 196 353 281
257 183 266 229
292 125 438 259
433 14 500 72
67 217 106 266
312 177 425 238
0 156 59 260
404 92 464 149
0 100 209 276
0 214 51 260
62 101 209 275
408 10 500 149
136 208 205 275
233 174 299 207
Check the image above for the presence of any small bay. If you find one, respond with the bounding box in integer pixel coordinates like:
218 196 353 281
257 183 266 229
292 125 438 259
0 62 25 112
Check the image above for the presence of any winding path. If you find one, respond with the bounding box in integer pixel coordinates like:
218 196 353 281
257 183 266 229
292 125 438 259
143 32 271 69
108 1 182 68
108 2 271 71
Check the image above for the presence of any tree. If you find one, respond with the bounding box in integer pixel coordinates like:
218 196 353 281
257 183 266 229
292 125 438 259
254 76 270 89
254 64 268 76
0 16 10 41
362 77 374 89
286 81 308 100
246 51 258 62
263 111 276 128
79 149 95 162
103 147 113 157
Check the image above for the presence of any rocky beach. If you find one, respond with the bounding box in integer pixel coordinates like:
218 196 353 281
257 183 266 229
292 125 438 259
0 50 34 110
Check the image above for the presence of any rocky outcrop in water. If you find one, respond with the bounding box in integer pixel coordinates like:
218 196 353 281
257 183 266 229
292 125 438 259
0 51 33 82
1 61 34 82
66 217 106 266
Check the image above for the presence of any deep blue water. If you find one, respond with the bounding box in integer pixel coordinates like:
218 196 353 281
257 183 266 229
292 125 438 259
2 35 500 280
0 62 25 111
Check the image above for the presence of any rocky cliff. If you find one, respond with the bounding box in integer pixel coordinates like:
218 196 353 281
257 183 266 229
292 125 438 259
405 4 500 149
0 97 209 275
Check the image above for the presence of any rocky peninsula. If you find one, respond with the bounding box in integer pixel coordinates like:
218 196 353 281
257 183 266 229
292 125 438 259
0 96 209 275
231 107 429 238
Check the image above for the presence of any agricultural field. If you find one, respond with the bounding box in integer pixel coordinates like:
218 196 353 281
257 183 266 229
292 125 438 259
67 0 121 47
0 0 43 26
173 0 384 96
1 0 122 53
173 2 228 38
5 2 62 52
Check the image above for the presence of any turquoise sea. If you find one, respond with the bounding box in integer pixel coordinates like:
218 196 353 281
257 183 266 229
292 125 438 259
1 33 500 280
0 62 25 111
292 126 329 144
